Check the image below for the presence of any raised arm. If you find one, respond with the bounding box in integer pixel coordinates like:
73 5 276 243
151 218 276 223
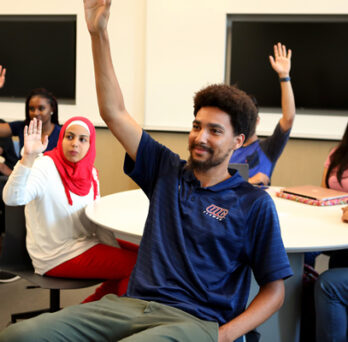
0 145 13 176
0 122 12 138
0 65 6 89
0 65 13 138
218 279 284 341
269 43 296 132
3 119 48 206
83 0 142 161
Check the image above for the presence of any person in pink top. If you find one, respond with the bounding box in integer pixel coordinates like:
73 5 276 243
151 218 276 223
320 122 348 268
314 207 348 342
304 123 348 268
322 122 348 192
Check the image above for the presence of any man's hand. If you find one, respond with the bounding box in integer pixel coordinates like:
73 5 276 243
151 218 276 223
218 280 284 341
269 43 291 78
342 206 348 223
0 65 6 89
218 326 231 342
83 0 111 35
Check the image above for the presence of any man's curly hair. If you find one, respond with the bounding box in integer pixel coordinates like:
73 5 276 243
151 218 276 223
193 84 258 141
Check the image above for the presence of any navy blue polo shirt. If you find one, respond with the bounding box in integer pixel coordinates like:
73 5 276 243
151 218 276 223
125 131 292 325
9 120 61 152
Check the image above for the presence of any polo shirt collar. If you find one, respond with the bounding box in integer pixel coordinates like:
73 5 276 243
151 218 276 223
181 162 245 192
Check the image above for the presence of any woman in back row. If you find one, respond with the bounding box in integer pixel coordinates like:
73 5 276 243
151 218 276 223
0 87 61 152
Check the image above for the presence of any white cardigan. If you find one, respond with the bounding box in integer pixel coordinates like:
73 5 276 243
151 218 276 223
3 156 104 275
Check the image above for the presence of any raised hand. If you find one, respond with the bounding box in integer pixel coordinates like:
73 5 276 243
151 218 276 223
83 0 111 34
269 42 292 78
0 65 6 89
23 118 49 157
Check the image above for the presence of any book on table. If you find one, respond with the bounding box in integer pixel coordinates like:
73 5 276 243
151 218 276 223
276 185 348 206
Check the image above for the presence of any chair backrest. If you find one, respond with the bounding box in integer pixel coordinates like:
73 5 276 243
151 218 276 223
0 205 33 270
228 163 249 181
0 204 102 289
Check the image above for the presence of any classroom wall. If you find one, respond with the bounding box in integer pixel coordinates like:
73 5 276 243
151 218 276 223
0 0 345 194
95 128 338 196
2 0 348 131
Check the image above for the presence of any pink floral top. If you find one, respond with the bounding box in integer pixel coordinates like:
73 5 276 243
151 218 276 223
325 148 348 192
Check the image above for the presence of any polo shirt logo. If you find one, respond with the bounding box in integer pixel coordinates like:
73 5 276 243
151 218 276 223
204 204 229 221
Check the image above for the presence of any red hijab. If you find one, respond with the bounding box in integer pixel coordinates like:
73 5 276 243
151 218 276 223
44 116 98 205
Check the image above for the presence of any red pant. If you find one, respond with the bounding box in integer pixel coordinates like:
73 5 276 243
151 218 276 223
45 241 138 302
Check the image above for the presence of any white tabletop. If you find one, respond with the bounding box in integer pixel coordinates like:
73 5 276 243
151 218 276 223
267 187 348 252
85 187 348 252
86 189 148 245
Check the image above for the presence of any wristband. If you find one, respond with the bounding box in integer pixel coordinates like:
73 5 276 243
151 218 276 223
279 76 291 82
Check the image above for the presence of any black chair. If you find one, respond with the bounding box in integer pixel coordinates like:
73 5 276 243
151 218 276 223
228 163 249 181
0 205 102 323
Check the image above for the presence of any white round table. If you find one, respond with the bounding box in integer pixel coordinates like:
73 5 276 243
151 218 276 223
86 187 348 251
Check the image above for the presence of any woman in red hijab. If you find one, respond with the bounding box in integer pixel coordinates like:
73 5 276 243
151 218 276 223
3 117 138 301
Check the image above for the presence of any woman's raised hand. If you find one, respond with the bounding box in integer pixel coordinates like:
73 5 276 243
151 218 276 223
23 118 48 157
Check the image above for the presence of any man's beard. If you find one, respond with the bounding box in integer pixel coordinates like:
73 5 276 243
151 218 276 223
187 142 232 172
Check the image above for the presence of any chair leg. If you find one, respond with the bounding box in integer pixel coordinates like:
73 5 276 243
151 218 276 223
50 289 60 312
10 289 61 323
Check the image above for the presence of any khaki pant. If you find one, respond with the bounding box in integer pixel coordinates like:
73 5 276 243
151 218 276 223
0 295 219 342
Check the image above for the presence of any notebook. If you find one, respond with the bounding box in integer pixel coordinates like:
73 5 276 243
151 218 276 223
277 185 348 206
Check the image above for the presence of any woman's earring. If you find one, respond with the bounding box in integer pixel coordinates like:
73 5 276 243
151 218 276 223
50 112 53 115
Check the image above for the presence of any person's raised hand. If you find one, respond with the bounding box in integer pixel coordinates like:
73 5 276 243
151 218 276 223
269 42 292 78
0 65 6 89
23 118 48 157
83 0 111 35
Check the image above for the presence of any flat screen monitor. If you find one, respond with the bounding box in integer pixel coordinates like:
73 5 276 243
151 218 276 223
0 15 76 101
226 15 348 113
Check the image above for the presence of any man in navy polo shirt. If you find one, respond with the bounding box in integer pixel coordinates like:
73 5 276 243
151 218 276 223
0 1 292 342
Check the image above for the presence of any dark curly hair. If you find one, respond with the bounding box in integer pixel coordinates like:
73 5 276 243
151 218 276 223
25 88 59 126
193 84 258 141
326 122 348 187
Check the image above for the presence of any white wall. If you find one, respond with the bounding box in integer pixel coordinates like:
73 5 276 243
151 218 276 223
0 0 146 127
145 0 348 139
